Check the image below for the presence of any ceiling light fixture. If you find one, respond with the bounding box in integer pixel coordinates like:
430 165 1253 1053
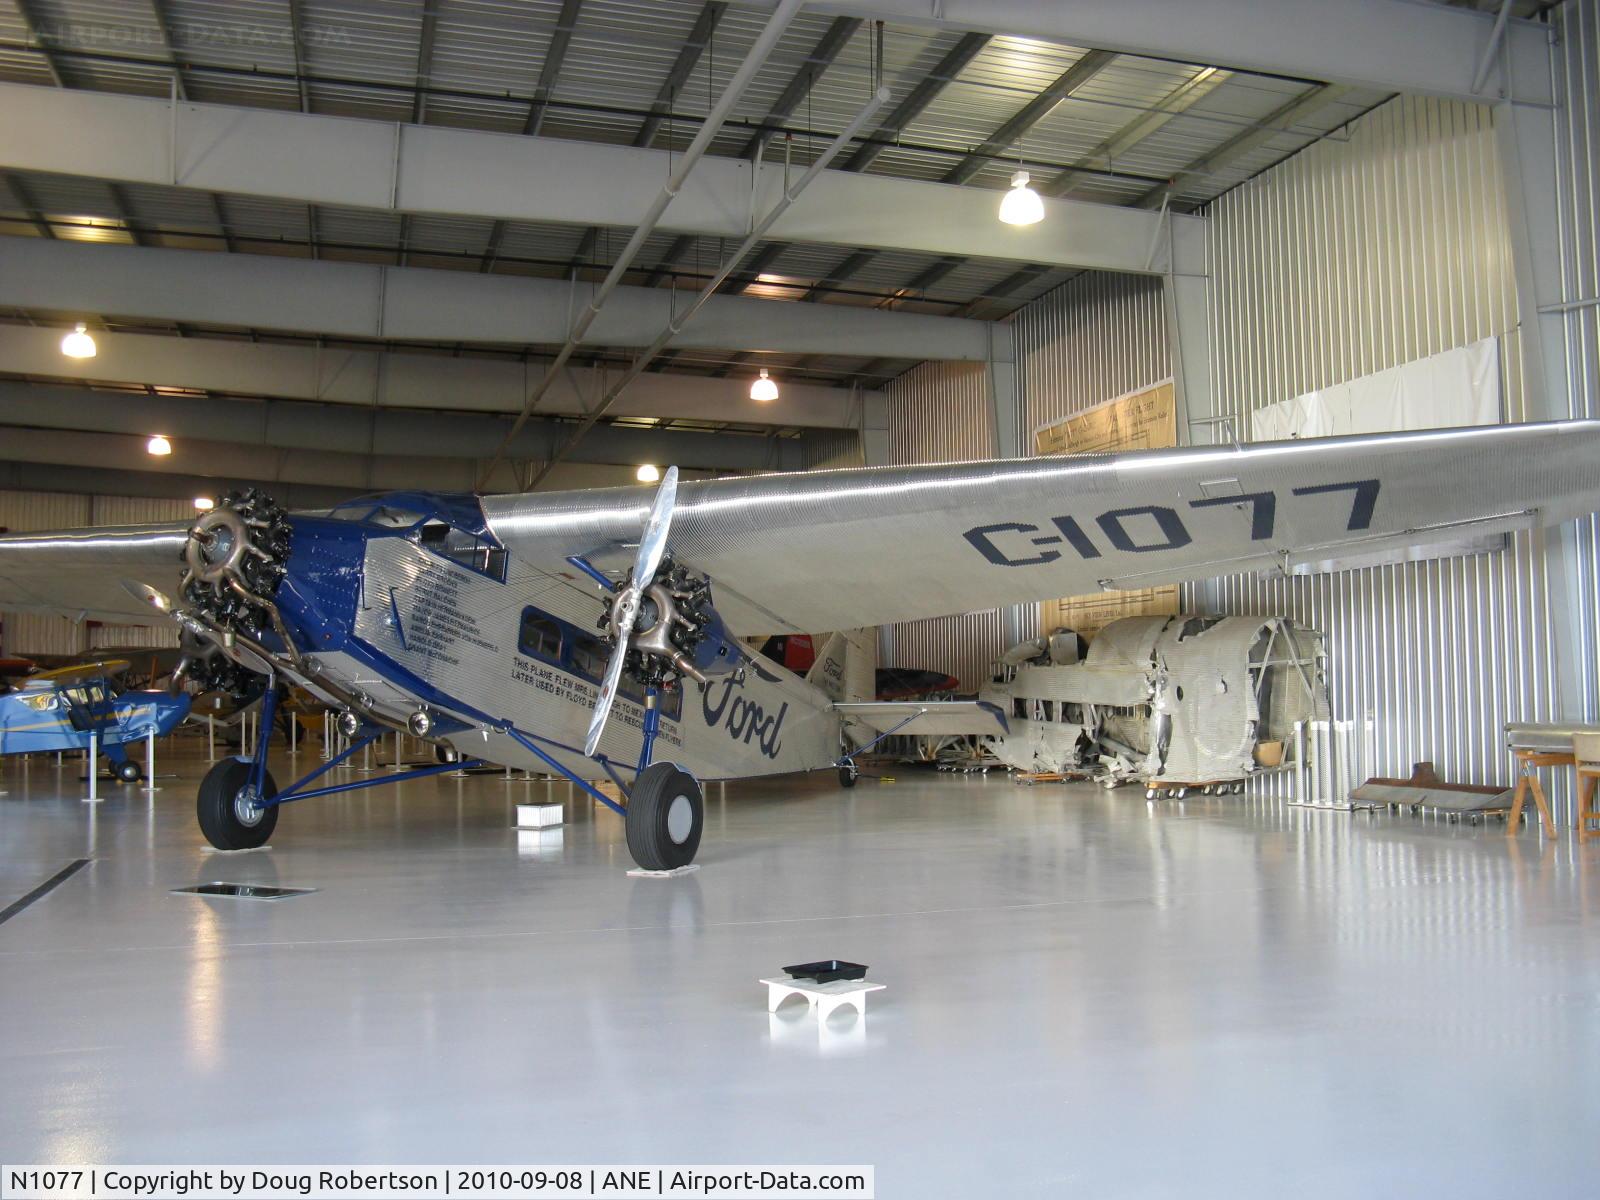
998 170 1044 226
147 434 172 456
193 496 215 511
60 321 97 359
636 464 661 483
750 368 779 402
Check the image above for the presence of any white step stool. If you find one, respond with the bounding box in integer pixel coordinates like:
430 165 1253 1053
761 976 885 1021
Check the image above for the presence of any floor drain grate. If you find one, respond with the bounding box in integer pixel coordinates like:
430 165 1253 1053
172 883 317 901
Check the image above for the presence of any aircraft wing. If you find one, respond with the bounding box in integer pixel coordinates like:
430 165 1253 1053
482 421 1600 636
834 701 1010 737
0 524 188 624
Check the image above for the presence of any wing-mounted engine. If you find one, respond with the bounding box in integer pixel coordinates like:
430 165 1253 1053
604 556 739 688
175 489 294 694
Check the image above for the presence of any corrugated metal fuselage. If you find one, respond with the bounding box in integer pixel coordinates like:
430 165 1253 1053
277 516 841 783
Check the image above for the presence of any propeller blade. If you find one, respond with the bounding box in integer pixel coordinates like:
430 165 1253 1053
584 587 641 757
583 467 679 759
633 465 678 588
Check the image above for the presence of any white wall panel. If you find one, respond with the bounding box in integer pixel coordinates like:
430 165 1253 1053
1195 93 1553 807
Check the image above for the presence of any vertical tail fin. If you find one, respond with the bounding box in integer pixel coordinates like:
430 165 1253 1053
806 628 875 704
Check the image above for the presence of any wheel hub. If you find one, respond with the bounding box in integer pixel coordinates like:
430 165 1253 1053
234 786 265 827
666 793 694 844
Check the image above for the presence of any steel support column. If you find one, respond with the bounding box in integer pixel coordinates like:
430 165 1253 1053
1496 91 1585 726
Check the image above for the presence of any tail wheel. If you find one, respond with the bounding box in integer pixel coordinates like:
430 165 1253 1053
113 759 142 783
838 762 859 788
197 757 279 850
625 762 703 871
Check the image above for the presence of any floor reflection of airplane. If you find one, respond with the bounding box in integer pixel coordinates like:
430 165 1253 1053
0 661 192 781
1 422 1598 869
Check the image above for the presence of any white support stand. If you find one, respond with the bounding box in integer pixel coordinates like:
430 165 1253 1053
761 977 884 1022
83 731 100 803
320 710 331 760
143 728 159 794
626 863 701 879
515 801 564 828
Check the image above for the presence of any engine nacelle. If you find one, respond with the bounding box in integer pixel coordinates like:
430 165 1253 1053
607 558 738 688
177 489 293 695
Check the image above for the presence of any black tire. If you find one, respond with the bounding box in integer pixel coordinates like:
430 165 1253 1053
197 757 278 851
626 762 703 871
114 759 142 783
838 762 859 788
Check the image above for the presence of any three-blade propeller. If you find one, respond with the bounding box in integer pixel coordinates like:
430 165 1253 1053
584 466 679 758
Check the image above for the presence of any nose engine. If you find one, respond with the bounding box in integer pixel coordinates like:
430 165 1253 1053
177 489 293 692
601 557 737 687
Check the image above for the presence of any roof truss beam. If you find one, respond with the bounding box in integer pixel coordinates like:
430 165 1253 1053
0 83 1182 274
738 16 862 160
842 31 989 173
941 50 1115 185
0 323 868 428
797 0 1554 103
0 380 808 472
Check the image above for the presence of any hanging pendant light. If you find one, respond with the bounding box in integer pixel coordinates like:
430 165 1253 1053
750 368 779 402
998 170 1044 226
60 321 97 358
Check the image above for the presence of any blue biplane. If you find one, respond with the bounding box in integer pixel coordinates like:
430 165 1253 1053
0 661 192 781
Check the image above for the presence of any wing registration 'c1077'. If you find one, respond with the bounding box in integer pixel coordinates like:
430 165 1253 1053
478 420 1600 635
0 419 1597 871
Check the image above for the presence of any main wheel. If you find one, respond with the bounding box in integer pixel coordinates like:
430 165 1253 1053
113 759 142 783
626 762 703 871
197 757 278 851
838 761 859 788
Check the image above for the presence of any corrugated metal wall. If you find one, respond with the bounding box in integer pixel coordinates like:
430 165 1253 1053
1191 93 1550 804
1015 270 1171 437
1555 0 1600 722
882 360 1004 689
0 490 187 656
801 428 865 470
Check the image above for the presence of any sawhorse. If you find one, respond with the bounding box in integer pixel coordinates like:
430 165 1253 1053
1508 749 1566 838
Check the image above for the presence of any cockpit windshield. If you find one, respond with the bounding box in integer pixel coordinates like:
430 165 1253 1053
324 502 426 528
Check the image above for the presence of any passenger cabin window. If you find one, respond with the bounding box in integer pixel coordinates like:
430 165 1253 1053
418 521 507 581
518 611 562 661
516 604 681 721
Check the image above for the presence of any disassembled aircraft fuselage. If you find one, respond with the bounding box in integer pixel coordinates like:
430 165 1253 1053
973 615 1330 792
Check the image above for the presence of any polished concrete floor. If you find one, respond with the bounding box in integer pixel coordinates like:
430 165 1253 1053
3 740 1599 1198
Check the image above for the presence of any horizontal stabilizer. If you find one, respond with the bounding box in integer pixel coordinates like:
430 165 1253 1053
833 700 1009 737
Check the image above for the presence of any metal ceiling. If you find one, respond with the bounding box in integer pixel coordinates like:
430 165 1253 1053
0 0 1404 389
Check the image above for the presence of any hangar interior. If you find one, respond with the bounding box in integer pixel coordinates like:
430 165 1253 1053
3 0 1600 1195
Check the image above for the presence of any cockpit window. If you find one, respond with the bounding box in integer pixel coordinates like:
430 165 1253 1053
417 522 507 581
323 503 425 527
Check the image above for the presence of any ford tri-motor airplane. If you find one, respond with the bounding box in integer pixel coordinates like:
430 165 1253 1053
0 421 1596 869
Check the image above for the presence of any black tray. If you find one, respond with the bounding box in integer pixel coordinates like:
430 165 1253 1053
783 959 867 984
